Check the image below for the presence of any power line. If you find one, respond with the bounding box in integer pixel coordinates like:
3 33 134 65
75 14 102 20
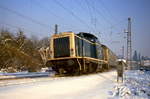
73 0 97 33
77 0 126 36
84 0 94 23
32 0 78 32
86 0 100 34
84 0 96 32
101 18 127 34
32 0 64 21
0 22 40 35
82 0 113 26
82 0 105 37
74 0 88 14
97 0 117 21
89 2 112 26
53 0 93 30
0 5 50 29
83 0 114 36
95 0 126 37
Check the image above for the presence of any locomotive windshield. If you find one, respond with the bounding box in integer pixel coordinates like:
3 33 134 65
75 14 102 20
54 37 70 58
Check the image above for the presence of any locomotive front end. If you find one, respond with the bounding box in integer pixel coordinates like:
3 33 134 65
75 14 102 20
46 32 78 74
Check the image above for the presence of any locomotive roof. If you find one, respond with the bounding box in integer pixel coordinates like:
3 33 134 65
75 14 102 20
77 32 98 39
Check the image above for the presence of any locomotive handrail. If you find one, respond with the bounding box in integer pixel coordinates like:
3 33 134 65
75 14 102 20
47 57 108 64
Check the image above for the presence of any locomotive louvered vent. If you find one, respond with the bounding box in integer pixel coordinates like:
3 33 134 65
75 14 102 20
54 37 70 58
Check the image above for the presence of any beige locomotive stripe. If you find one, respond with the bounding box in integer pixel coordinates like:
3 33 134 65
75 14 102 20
52 32 74 39
83 57 108 63
47 57 107 64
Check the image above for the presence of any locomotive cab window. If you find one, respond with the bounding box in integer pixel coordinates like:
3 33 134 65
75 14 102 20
54 37 70 58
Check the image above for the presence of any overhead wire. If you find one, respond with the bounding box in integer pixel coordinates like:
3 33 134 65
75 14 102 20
79 0 111 40
84 0 96 33
84 0 94 24
102 18 127 34
88 0 100 34
84 0 125 40
95 0 126 39
75 0 126 53
73 0 95 33
73 0 102 42
84 0 105 41
95 0 123 45
0 22 41 35
0 1 126 39
74 0 126 46
0 5 51 29
97 0 117 21
74 0 88 14
88 3 113 26
32 0 64 21
32 0 79 33
53 0 94 31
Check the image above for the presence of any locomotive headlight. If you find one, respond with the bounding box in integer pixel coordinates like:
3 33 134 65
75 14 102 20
71 48 73 51
50 50 52 54
70 48 74 55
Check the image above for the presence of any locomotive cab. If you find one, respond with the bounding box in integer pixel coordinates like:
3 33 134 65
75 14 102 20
47 32 79 74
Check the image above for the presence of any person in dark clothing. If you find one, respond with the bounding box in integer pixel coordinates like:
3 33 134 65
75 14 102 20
117 61 124 82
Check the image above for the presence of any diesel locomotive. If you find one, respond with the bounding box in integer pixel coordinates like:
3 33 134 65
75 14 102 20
46 32 117 75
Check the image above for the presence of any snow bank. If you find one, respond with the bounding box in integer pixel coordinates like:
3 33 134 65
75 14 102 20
110 70 150 99
0 72 55 80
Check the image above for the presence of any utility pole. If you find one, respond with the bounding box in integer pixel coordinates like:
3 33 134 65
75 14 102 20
122 46 124 59
98 32 101 43
55 24 58 34
125 17 132 69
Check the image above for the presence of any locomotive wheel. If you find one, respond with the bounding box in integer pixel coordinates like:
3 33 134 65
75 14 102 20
102 64 109 71
73 66 81 76
59 68 65 76
89 64 93 73
83 63 88 74
93 64 97 72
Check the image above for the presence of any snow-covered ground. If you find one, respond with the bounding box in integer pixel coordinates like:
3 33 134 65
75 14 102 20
110 70 150 99
0 71 117 99
0 70 150 99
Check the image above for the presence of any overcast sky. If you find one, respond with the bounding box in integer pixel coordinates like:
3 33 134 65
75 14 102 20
0 0 150 57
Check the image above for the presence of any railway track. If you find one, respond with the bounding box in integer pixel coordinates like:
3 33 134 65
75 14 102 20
0 76 67 87
0 69 114 87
